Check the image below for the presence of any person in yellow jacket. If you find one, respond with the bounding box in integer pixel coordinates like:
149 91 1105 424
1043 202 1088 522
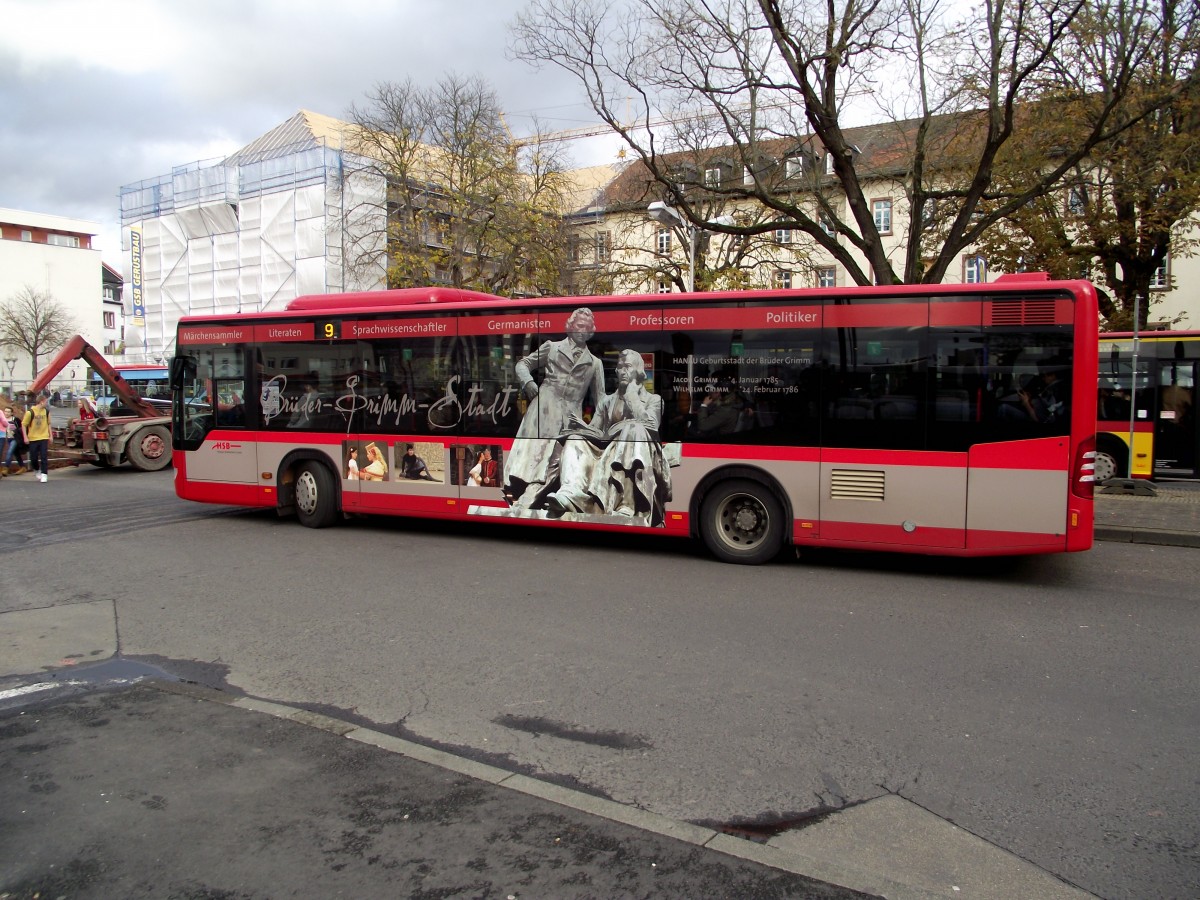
23 394 52 483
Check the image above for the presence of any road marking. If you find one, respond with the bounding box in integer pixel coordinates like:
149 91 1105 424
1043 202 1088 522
0 681 80 701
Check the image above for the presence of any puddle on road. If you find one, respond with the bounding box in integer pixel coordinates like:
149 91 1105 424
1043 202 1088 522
26 657 181 690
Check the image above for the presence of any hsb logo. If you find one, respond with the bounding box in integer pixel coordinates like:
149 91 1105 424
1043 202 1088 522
213 441 235 451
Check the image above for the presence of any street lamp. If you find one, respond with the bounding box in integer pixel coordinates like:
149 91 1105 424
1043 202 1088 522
3 357 15 399
647 201 735 293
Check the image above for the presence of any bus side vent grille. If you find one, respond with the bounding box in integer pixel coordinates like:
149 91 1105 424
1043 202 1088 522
830 469 886 501
990 299 1057 325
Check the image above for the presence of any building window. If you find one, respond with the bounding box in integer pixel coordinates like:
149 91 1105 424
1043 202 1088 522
1067 185 1087 216
103 311 116 328
595 231 611 263
964 255 987 284
21 230 32 241
774 228 793 245
1150 255 1170 290
873 199 892 235
657 228 672 254
743 166 754 185
774 270 792 289
657 279 672 294
705 167 721 188
817 266 836 288
818 211 837 238
786 156 804 178
824 153 835 175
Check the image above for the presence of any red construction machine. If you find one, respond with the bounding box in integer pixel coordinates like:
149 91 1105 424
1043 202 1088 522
28 336 173 472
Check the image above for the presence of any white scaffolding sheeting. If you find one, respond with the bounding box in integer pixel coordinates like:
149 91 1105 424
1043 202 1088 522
119 116 387 356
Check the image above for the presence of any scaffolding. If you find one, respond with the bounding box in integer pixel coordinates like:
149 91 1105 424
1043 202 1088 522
118 124 386 359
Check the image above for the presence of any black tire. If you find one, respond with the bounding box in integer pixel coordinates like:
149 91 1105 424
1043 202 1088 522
125 425 172 471
700 479 786 565
295 461 338 528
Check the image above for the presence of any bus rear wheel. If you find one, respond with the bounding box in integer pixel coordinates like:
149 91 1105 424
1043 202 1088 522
295 461 338 528
701 479 785 565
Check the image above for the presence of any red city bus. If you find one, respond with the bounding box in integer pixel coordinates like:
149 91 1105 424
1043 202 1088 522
170 275 1098 564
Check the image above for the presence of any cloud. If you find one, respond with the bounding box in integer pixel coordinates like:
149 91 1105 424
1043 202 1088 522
0 0 601 268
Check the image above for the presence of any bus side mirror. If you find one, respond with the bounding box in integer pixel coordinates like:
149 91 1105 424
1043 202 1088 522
169 356 192 390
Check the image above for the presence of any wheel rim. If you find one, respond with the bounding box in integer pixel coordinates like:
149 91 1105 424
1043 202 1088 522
1094 451 1118 483
140 432 166 460
296 470 319 516
714 491 770 553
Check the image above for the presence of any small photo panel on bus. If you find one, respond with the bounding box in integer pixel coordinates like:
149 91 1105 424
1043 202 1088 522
395 441 446 483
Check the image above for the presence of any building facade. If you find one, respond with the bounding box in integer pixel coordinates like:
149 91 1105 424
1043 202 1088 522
101 262 124 356
0 208 110 391
562 127 1197 330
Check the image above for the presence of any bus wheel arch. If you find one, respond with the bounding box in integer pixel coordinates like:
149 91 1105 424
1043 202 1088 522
1094 434 1128 483
692 466 791 565
277 451 341 527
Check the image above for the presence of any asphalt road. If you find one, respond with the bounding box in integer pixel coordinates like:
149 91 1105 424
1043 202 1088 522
2 466 1198 899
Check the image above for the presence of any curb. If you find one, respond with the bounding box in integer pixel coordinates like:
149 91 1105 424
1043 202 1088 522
1093 527 1200 548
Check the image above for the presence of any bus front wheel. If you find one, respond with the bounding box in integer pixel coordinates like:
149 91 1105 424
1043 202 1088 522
700 479 785 565
295 461 338 528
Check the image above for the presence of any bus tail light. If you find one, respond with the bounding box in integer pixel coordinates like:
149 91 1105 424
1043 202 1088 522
1073 435 1097 500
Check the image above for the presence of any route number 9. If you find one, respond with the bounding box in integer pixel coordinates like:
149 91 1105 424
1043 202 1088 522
318 320 339 340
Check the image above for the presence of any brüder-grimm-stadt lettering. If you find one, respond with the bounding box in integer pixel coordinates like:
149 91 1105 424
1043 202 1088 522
263 374 519 430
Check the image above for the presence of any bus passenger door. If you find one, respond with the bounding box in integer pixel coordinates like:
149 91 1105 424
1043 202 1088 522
1156 360 1197 477
204 375 259 485
182 344 258 487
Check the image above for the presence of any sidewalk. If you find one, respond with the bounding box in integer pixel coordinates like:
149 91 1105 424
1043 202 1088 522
1094 481 1200 548
1 678 882 900
3 670 1097 900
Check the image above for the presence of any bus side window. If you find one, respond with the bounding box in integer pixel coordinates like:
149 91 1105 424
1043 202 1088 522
985 334 1072 437
214 379 246 426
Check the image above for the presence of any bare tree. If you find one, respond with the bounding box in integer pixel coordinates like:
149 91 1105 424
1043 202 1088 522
0 285 78 379
341 74 576 296
512 0 1195 285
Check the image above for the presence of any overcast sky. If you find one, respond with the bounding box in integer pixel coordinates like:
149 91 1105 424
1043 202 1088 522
0 0 613 271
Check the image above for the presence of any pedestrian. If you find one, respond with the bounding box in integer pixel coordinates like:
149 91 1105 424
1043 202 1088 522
0 404 10 476
5 404 29 475
23 395 52 483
